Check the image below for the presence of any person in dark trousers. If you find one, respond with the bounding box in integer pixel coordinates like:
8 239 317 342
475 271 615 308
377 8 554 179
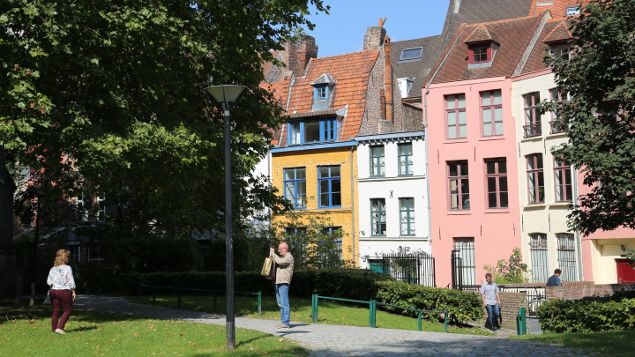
46 249 76 334
546 268 563 287
480 273 500 331
270 242 294 329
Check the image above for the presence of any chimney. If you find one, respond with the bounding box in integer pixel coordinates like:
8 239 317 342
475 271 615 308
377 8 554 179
363 19 386 51
283 35 317 77
383 35 394 122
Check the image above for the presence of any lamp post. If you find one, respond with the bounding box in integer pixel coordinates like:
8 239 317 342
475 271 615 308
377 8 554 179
206 84 245 350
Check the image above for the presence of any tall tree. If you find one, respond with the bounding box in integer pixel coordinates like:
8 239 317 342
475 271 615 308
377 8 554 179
0 0 327 238
548 0 635 235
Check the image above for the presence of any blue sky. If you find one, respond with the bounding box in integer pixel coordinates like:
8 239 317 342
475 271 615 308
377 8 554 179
306 0 450 57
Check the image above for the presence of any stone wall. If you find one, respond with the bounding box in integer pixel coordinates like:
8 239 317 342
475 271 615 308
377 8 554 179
546 281 635 300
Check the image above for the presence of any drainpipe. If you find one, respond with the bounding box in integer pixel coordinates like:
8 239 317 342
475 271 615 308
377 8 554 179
350 145 357 266
384 35 394 122
572 168 583 280
423 83 434 274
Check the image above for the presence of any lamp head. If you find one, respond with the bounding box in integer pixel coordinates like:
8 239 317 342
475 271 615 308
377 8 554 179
206 84 246 112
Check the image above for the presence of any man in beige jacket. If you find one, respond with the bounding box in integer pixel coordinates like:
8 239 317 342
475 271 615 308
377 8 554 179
270 242 294 328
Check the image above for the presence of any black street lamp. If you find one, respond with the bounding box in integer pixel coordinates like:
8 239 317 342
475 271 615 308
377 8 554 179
205 84 245 350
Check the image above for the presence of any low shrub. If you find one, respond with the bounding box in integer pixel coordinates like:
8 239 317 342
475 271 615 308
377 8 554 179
538 296 635 333
375 280 483 323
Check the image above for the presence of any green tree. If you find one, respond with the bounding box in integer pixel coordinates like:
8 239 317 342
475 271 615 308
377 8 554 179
0 0 327 237
546 0 635 234
484 248 528 284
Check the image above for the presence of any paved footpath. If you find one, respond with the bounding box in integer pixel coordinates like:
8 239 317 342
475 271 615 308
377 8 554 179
75 295 592 357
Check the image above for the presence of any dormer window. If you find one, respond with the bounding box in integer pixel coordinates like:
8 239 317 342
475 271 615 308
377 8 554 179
473 45 489 63
549 43 571 60
467 42 496 68
311 73 336 111
287 118 338 145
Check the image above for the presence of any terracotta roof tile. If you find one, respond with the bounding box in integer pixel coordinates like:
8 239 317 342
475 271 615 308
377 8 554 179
464 25 499 44
260 78 291 145
428 14 545 84
521 19 569 75
280 50 380 143
529 0 589 19
543 21 573 43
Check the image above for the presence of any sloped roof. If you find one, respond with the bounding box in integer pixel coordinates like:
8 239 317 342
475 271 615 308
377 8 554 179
441 0 533 46
464 24 499 44
277 50 380 144
391 35 444 98
392 0 533 99
428 14 545 84
529 0 589 19
260 78 291 146
543 21 573 43
520 19 570 75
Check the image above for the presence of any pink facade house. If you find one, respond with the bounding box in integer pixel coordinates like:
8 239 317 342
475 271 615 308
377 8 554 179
424 14 551 287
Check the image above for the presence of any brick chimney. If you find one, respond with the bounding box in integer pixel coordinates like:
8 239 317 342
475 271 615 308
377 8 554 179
284 35 317 77
383 35 393 122
363 20 386 51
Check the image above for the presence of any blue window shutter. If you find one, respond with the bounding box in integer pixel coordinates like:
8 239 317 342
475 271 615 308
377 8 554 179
319 120 325 142
299 122 305 144
287 123 293 145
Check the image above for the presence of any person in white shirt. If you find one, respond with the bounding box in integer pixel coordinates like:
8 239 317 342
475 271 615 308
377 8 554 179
46 249 76 334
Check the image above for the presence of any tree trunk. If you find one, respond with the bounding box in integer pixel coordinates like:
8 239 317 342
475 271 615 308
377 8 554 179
0 149 17 297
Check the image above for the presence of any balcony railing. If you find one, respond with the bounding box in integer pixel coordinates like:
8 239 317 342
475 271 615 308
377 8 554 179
549 120 567 134
523 123 542 138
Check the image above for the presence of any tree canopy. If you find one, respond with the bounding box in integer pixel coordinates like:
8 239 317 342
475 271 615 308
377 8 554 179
0 0 327 236
548 0 635 235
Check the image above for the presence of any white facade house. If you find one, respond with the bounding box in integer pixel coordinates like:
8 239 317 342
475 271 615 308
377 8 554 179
512 70 582 283
356 131 431 275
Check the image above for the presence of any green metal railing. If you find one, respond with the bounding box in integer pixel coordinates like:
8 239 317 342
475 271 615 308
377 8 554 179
311 294 449 332
139 284 262 316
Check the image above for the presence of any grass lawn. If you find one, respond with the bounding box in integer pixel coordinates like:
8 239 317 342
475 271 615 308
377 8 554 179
128 295 491 336
0 303 307 356
516 330 635 357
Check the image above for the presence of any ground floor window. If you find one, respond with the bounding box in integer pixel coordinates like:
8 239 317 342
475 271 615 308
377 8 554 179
530 233 548 283
453 237 476 286
556 233 577 281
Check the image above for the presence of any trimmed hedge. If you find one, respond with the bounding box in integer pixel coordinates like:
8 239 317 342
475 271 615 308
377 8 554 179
538 296 635 333
77 268 483 323
375 280 483 322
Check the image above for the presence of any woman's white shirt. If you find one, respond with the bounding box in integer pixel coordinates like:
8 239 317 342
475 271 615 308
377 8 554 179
47 265 76 290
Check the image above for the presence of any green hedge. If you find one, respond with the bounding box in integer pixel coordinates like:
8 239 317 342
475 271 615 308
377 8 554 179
374 280 483 322
78 268 483 323
538 296 635 333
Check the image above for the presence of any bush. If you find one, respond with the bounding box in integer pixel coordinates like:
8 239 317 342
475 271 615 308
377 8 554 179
538 296 635 333
375 280 483 323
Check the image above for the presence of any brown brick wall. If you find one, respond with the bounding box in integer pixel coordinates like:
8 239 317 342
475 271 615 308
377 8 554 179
546 281 635 300
472 291 527 329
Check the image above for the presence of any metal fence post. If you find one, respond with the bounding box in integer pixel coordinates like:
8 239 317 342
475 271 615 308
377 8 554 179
516 307 527 336
417 310 423 331
443 310 449 333
177 294 182 309
311 294 318 323
212 294 217 313
257 291 262 316
369 300 377 328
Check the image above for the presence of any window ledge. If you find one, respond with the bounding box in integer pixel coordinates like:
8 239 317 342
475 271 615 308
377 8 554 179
484 209 510 214
524 204 547 210
444 139 468 144
547 132 568 138
479 136 505 141
360 236 428 241
447 211 471 215
549 202 572 209
521 136 543 143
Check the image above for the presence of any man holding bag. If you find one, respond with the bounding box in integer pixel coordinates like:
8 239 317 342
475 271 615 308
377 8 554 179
270 242 294 329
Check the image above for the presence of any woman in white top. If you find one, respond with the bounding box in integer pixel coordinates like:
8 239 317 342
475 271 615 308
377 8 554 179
46 249 76 334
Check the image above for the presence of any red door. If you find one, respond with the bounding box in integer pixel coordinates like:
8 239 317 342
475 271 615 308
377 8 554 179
616 259 635 283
